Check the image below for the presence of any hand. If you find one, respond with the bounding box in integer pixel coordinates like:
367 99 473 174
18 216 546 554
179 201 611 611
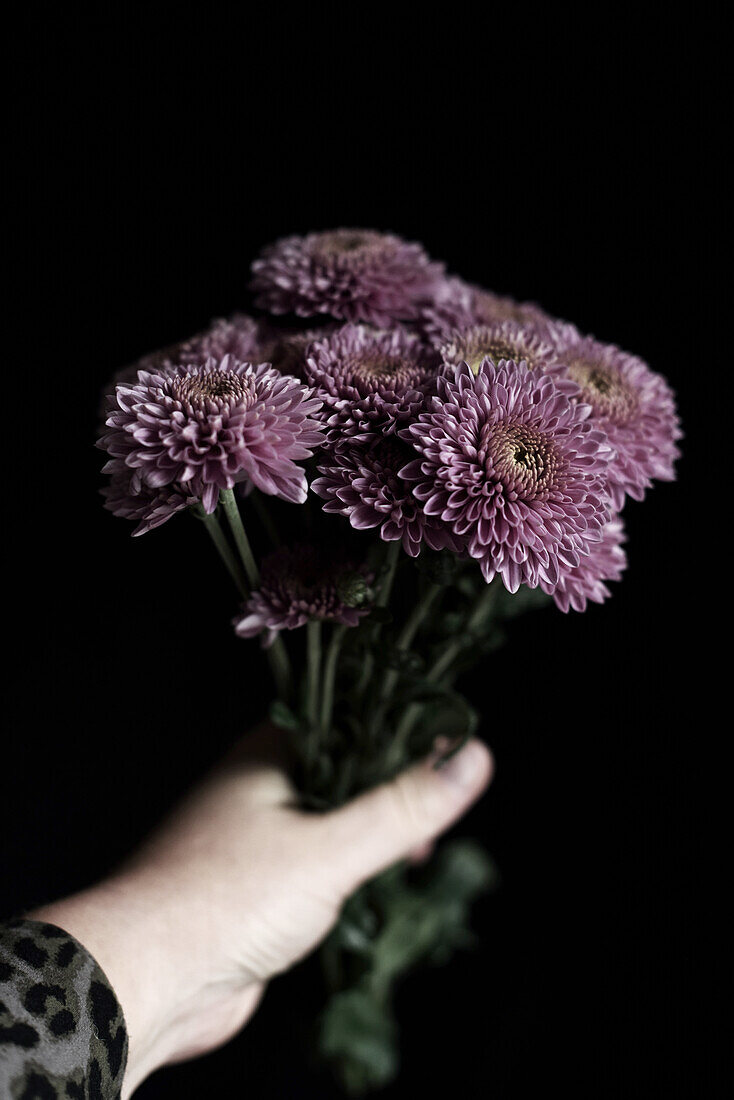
30 726 492 1097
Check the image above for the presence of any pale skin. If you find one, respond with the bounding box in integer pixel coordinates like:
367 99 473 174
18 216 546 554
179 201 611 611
30 727 492 1097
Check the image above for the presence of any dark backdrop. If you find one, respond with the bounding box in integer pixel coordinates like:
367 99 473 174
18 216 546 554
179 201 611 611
4 10 713 1100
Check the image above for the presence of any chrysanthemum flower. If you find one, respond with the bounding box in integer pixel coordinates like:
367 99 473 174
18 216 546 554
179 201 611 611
304 324 437 442
546 336 681 510
108 314 265 393
101 460 198 536
421 277 552 343
99 355 325 513
256 324 337 381
250 229 444 325
439 321 569 381
234 545 372 646
400 360 613 592
541 318 584 352
544 517 627 612
173 314 263 367
312 437 460 557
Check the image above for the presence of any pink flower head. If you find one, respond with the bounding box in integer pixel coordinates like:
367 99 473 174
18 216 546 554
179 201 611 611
312 436 461 558
255 324 338 381
545 517 627 612
250 229 444 325
439 321 573 387
421 277 552 344
99 355 325 513
546 336 681 509
110 314 265 392
304 323 437 443
167 313 264 368
234 545 372 646
101 460 198 536
400 360 613 592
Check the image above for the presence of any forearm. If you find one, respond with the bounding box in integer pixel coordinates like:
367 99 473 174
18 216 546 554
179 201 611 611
30 872 183 1096
29 867 262 1098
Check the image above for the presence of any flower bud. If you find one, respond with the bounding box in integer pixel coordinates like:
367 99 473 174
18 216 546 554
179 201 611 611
336 571 373 608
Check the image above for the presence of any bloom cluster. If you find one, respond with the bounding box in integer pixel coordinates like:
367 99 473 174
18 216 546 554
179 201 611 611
99 228 680 627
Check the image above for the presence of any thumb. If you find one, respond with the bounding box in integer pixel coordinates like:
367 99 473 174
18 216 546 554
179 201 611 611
319 739 493 898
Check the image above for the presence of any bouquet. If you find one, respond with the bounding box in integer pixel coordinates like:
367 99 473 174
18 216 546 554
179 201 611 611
98 229 680 1092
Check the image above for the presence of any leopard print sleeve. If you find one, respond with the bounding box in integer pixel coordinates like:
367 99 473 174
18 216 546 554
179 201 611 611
0 918 128 1098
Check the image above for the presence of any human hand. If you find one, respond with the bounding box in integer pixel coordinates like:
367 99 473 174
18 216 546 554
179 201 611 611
31 726 492 1096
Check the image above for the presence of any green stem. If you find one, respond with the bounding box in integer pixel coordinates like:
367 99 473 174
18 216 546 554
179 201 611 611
192 504 248 597
219 488 259 587
320 624 348 734
430 579 500 680
306 619 322 730
355 542 402 701
392 580 500 750
354 643 374 700
267 636 292 703
218 489 292 702
376 541 401 607
378 582 442 704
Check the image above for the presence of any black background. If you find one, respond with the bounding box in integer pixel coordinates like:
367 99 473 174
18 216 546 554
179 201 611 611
4 10 715 1099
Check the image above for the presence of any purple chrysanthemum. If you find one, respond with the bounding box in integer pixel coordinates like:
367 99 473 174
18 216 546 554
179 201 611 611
312 436 460 558
304 324 437 442
101 460 198 536
400 360 613 592
109 314 265 393
544 517 627 613
256 324 337 381
99 355 325 513
421 277 552 344
234 545 372 646
546 336 681 510
170 313 263 367
541 318 584 352
250 229 444 325
439 321 571 383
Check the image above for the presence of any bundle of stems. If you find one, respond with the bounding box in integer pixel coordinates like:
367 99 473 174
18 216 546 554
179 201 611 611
194 487 546 1093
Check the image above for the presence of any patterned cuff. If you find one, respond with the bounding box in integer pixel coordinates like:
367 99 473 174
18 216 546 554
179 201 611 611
0 918 128 1099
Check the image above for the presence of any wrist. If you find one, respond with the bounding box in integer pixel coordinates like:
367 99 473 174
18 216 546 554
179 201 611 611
29 868 188 1095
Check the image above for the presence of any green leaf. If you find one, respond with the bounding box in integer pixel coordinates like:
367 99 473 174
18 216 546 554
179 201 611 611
319 987 398 1094
318 842 497 1092
369 898 446 985
424 839 498 905
268 699 300 731
415 691 479 743
331 917 375 956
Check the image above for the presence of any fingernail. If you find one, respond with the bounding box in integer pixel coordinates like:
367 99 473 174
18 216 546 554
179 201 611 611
436 740 484 789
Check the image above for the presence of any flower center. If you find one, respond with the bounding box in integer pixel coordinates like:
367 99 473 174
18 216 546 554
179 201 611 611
170 369 256 409
465 339 532 374
483 423 557 499
312 230 383 260
567 358 637 423
347 354 424 394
